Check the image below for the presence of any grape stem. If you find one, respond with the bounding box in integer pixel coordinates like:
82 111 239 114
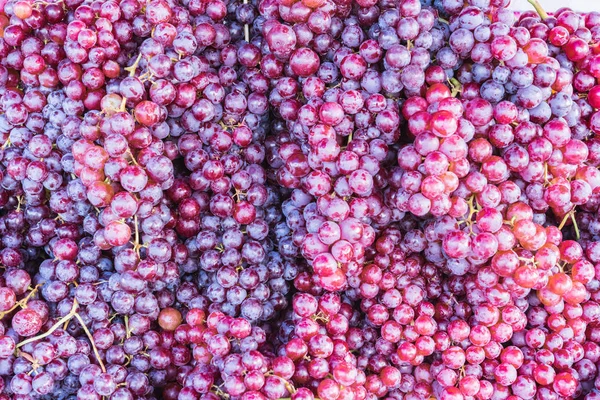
558 209 580 240
74 312 106 373
16 195 24 212
124 315 131 339
457 195 479 235
243 0 249 42
124 53 143 77
133 214 143 256
558 209 574 230
127 150 139 166
19 351 40 373
527 0 548 20
543 163 550 186
449 78 462 97
16 298 106 373
0 284 42 320
265 372 297 395
571 212 580 240
17 298 79 349
119 97 127 112
310 311 329 323
139 70 155 84
118 53 144 112
211 385 230 399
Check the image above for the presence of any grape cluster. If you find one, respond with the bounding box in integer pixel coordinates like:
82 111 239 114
1 0 600 398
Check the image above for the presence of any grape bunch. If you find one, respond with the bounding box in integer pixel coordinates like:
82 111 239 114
1 0 600 399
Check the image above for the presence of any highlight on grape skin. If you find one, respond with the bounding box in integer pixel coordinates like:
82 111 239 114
0 0 599 399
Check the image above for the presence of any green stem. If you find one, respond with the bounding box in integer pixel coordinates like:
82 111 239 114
449 78 462 97
124 53 143 77
558 210 573 231
527 0 548 20
571 212 580 240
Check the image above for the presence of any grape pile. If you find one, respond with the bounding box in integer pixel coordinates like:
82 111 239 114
1 0 600 398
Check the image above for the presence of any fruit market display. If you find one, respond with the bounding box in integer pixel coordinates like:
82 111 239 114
1 0 600 398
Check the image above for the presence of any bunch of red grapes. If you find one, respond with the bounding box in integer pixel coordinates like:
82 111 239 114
1 0 600 398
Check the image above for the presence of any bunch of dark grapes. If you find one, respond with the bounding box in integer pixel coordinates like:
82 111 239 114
1 0 600 399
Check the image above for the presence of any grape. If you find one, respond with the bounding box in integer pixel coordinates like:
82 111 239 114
0 0 600 398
